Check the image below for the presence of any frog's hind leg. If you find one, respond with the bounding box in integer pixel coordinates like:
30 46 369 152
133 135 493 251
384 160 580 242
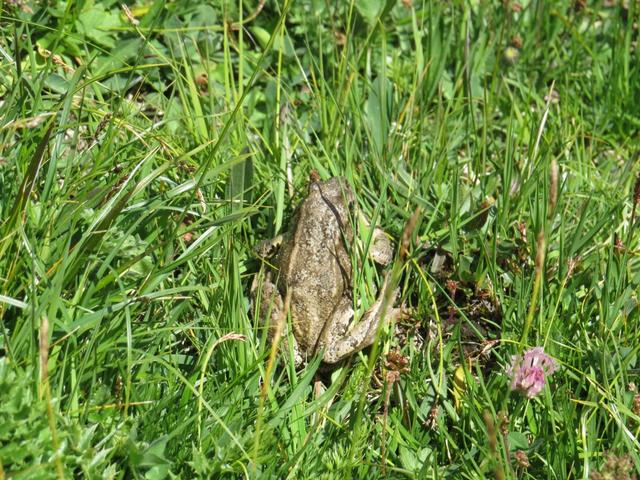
322 276 399 364
317 297 355 364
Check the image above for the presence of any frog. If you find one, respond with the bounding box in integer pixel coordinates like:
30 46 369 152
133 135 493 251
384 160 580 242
253 176 398 365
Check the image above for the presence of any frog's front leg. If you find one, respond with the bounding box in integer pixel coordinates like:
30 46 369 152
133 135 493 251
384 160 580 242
358 211 394 266
321 275 399 364
254 234 284 259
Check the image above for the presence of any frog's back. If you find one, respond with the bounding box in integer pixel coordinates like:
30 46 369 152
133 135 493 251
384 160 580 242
281 178 355 352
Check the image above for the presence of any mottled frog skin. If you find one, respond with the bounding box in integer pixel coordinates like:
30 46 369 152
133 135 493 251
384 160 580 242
254 176 397 365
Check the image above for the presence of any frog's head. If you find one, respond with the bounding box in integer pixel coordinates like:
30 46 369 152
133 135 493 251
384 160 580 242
311 177 354 205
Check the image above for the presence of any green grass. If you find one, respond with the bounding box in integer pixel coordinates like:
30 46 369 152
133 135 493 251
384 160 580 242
1 0 640 478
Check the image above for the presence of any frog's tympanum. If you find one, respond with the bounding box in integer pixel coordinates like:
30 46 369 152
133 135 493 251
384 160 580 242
254 176 398 365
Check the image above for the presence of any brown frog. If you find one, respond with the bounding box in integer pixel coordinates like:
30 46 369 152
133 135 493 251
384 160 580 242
253 176 398 365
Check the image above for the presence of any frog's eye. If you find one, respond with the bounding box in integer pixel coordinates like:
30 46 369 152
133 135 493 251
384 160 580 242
347 198 355 209
343 191 355 208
